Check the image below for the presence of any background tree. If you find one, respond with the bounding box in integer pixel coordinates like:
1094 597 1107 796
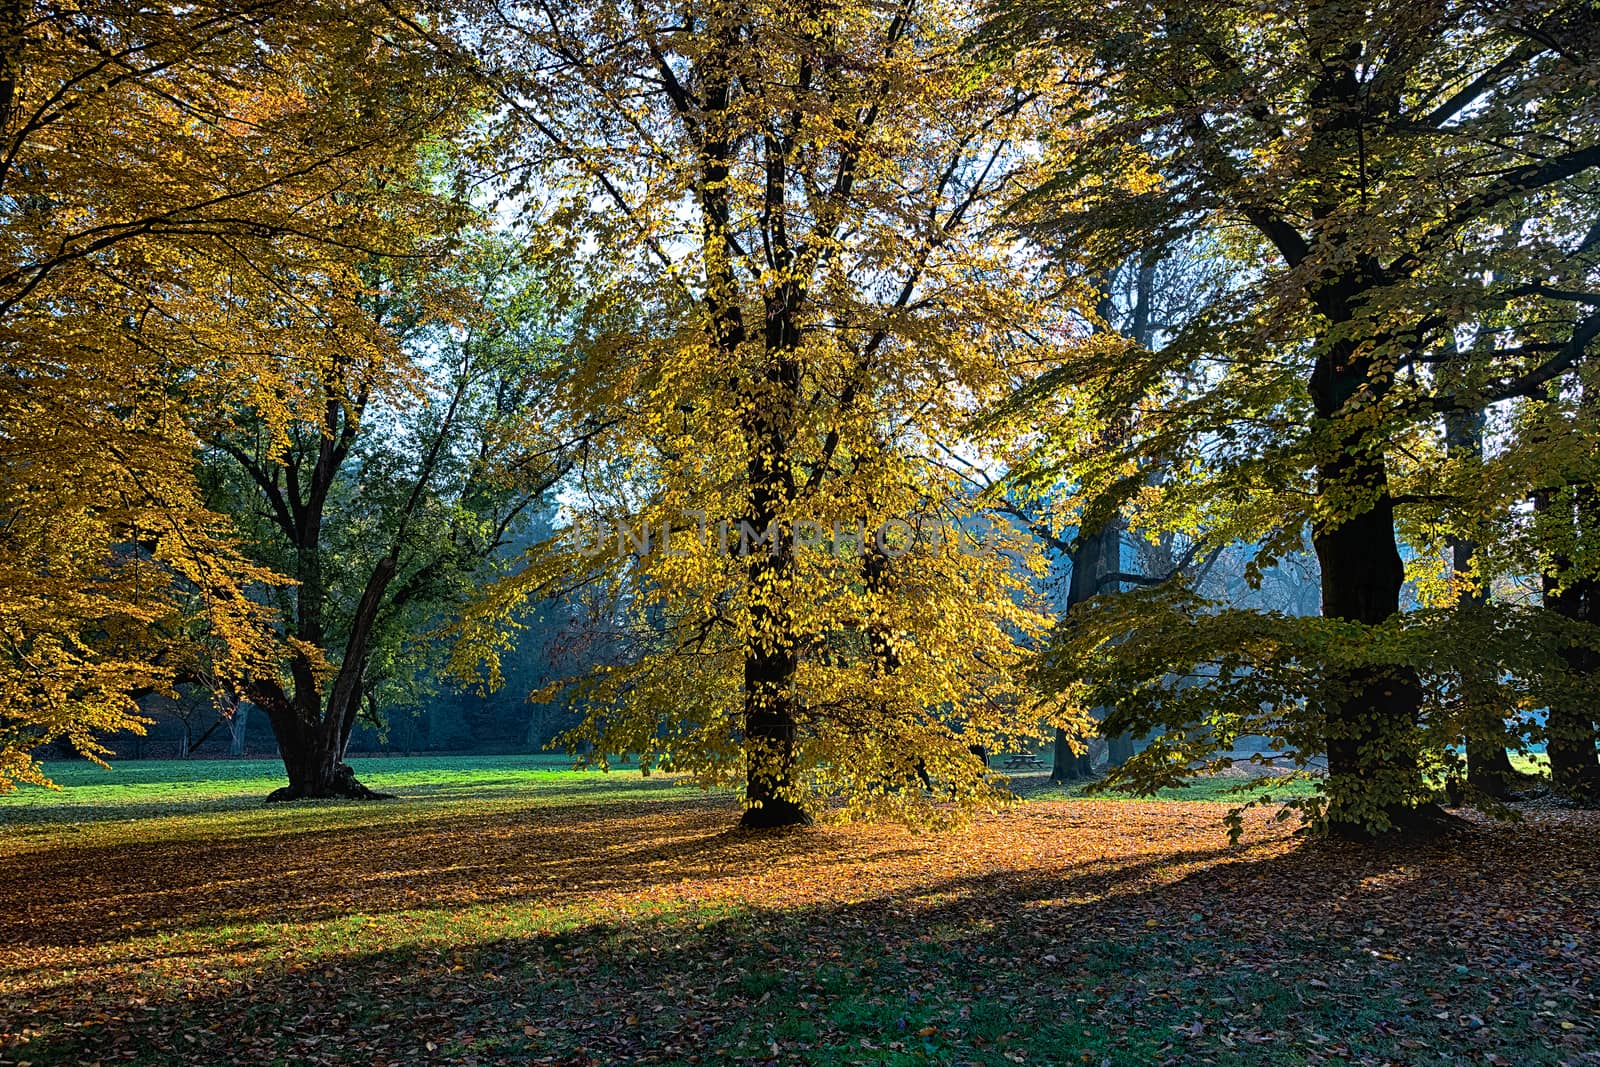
981 0 1600 836
203 236 573 798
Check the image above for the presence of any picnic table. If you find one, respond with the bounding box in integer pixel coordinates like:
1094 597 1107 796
1002 752 1045 769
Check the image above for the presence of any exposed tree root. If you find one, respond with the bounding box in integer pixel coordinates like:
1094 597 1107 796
265 763 395 802
737 797 813 830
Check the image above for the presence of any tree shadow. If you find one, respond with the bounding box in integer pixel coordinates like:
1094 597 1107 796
0 793 879 952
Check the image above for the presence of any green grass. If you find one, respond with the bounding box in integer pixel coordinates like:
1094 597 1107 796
3 753 608 810
1 752 1318 823
0 754 701 853
1037 773 1320 803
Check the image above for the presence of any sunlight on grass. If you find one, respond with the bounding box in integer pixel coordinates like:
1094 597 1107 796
0 755 701 850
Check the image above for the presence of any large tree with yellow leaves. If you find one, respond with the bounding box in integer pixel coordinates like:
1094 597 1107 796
439 0 1087 825
0 1 466 789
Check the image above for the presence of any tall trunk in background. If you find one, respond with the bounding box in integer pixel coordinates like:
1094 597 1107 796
1539 459 1600 800
1050 265 1152 781
1053 517 1121 783
1103 257 1156 772
228 701 250 757
1049 728 1092 782
1444 404 1517 798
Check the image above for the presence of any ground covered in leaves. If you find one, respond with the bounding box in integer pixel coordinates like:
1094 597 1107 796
1 757 1596 1066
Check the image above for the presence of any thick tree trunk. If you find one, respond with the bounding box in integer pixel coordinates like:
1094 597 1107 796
1445 406 1517 799
253 675 393 802
1465 725 1518 800
737 346 808 828
1312 444 1448 837
1543 375 1600 800
689 48 811 829
740 626 809 827
1311 389 1459 838
264 704 392 802
737 343 808 827
1050 726 1094 783
1294 7 1454 840
1053 514 1120 783
1543 565 1600 801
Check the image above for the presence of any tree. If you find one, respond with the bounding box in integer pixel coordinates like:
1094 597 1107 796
1521 354 1600 800
0 1 456 790
442 0 1083 826
204 237 573 798
982 0 1600 836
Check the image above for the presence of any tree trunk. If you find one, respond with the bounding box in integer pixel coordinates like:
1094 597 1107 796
228 701 250 757
1541 494 1600 800
1053 513 1120 783
1050 726 1094 783
253 682 392 802
740 628 808 827
736 346 808 828
1544 580 1600 800
1445 405 1517 799
265 713 391 801
1312 445 1445 836
687 47 811 829
1311 384 1457 837
1545 581 1600 798
737 338 808 825
1295 7 1453 840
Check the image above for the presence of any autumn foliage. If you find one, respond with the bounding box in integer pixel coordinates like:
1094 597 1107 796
0 2 471 787
2 768 1597 1063
2 0 1599 838
444 0 1088 824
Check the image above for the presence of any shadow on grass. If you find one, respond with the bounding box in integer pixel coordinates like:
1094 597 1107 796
5 815 1597 1067
0 792 863 952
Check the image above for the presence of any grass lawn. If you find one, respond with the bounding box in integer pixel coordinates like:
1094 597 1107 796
1 758 1596 1066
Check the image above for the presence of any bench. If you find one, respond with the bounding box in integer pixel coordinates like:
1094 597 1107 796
1002 752 1045 769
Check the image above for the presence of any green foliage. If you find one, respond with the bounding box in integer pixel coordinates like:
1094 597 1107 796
982 0 1600 833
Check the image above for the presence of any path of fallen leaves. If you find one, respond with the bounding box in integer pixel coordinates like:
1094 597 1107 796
1 794 1596 1066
